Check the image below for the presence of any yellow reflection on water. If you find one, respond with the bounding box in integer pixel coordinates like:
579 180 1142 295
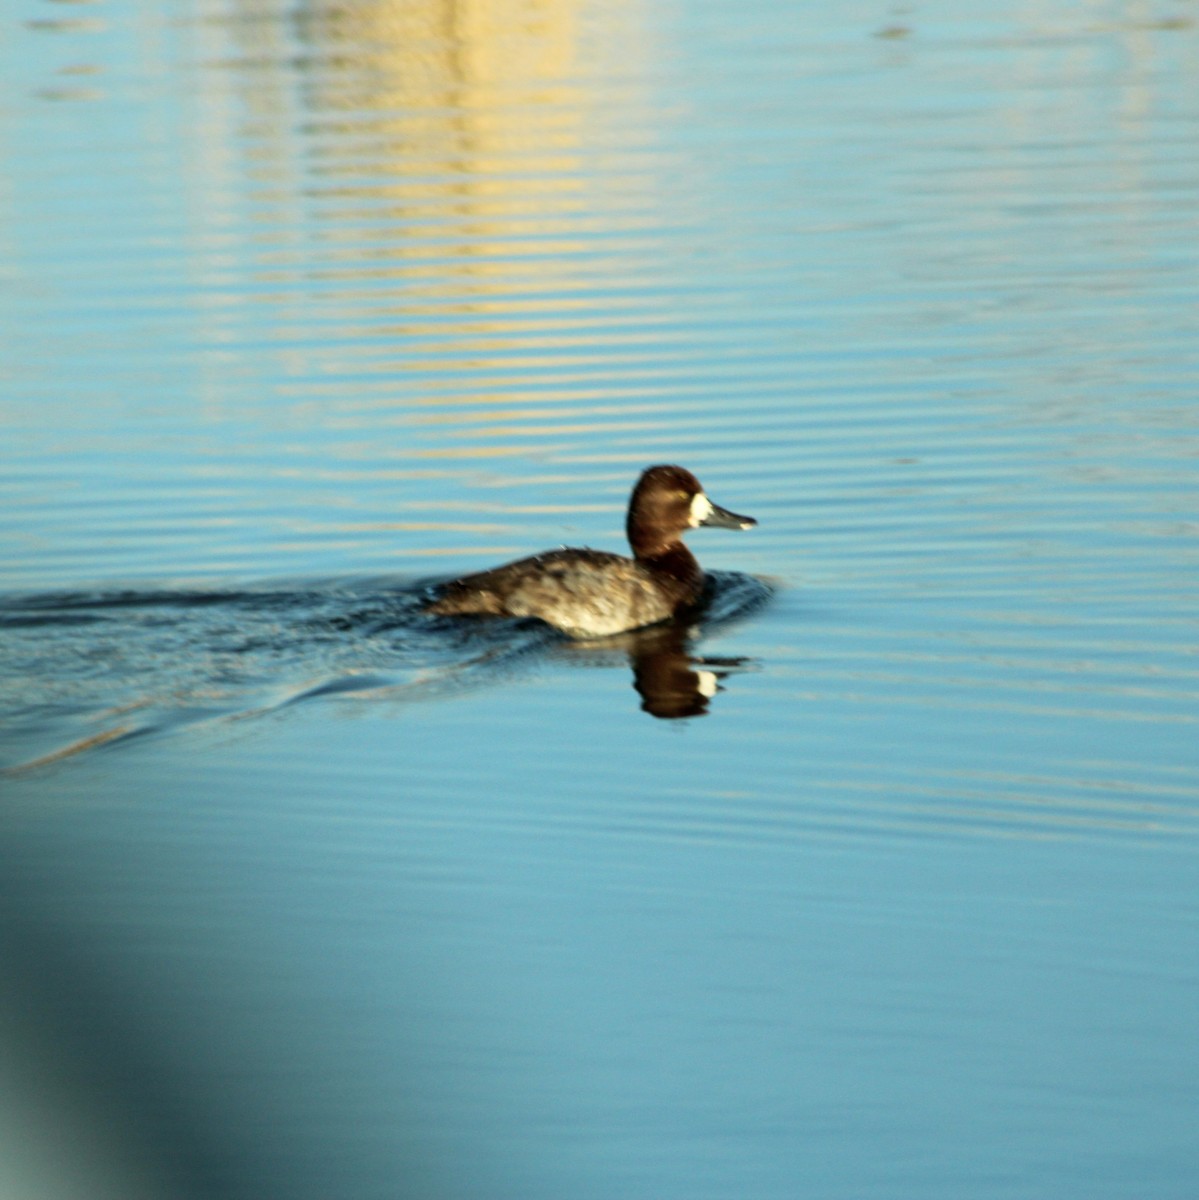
298 0 585 119
199 0 662 463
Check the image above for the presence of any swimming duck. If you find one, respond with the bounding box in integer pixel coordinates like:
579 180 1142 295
427 464 756 639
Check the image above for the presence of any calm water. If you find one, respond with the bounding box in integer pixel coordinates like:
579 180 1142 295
3 0 1198 1197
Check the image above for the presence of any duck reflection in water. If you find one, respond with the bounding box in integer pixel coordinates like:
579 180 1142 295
558 618 754 720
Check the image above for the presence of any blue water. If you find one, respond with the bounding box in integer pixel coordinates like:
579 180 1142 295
2 1 1197 1197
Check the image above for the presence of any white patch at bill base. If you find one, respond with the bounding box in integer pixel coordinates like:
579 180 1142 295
688 492 714 527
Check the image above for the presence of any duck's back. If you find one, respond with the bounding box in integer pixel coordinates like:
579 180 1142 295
428 548 697 639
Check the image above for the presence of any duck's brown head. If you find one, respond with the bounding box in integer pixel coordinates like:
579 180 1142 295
626 464 756 559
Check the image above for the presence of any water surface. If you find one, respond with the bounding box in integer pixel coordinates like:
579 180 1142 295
2 1 1197 1197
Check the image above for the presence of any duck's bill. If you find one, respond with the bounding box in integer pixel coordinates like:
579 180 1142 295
699 499 757 530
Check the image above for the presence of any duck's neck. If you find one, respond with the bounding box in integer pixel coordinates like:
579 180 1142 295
632 539 703 600
628 510 682 559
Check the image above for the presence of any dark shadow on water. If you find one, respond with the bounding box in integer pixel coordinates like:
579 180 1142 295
0 573 772 772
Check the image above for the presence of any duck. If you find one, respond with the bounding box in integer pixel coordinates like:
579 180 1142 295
426 464 756 639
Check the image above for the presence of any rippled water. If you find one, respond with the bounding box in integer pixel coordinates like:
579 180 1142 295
3 1 1198 1197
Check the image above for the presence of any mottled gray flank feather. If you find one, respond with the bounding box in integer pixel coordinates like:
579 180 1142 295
428 549 694 639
